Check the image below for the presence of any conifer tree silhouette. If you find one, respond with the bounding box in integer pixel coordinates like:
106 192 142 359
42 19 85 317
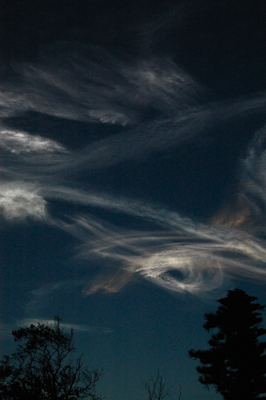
189 289 266 400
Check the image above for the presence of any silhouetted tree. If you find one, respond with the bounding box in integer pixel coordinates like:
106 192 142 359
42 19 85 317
0 316 102 400
189 288 266 400
142 370 181 400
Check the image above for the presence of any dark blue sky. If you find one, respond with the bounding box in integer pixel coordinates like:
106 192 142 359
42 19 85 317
1 1 266 399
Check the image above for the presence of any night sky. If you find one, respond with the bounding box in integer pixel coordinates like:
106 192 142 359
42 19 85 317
1 1 266 399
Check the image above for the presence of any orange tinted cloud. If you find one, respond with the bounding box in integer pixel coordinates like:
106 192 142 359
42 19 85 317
83 269 135 295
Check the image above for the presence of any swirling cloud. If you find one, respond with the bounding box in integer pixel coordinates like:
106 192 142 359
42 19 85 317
47 190 266 296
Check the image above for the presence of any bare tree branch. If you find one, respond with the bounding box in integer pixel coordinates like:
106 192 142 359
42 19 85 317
0 317 103 400
142 370 173 400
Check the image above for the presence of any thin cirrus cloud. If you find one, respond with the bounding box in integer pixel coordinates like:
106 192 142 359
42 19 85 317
1 40 266 301
239 126 266 214
0 125 67 155
2 97 266 182
1 42 201 123
0 318 113 338
212 125 266 232
18 319 113 335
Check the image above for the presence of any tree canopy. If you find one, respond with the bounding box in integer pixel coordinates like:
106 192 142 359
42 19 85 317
0 316 102 400
189 288 266 400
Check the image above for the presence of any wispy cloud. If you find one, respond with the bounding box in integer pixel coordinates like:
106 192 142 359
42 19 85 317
18 319 113 335
25 279 87 316
1 40 266 303
0 318 113 340
0 125 67 155
212 125 266 233
1 43 201 123
239 125 266 220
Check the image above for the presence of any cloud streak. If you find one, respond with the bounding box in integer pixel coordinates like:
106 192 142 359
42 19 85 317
0 125 67 155
0 318 113 340
18 319 113 335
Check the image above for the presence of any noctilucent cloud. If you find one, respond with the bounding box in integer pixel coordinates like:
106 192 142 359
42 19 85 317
1 1 266 399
